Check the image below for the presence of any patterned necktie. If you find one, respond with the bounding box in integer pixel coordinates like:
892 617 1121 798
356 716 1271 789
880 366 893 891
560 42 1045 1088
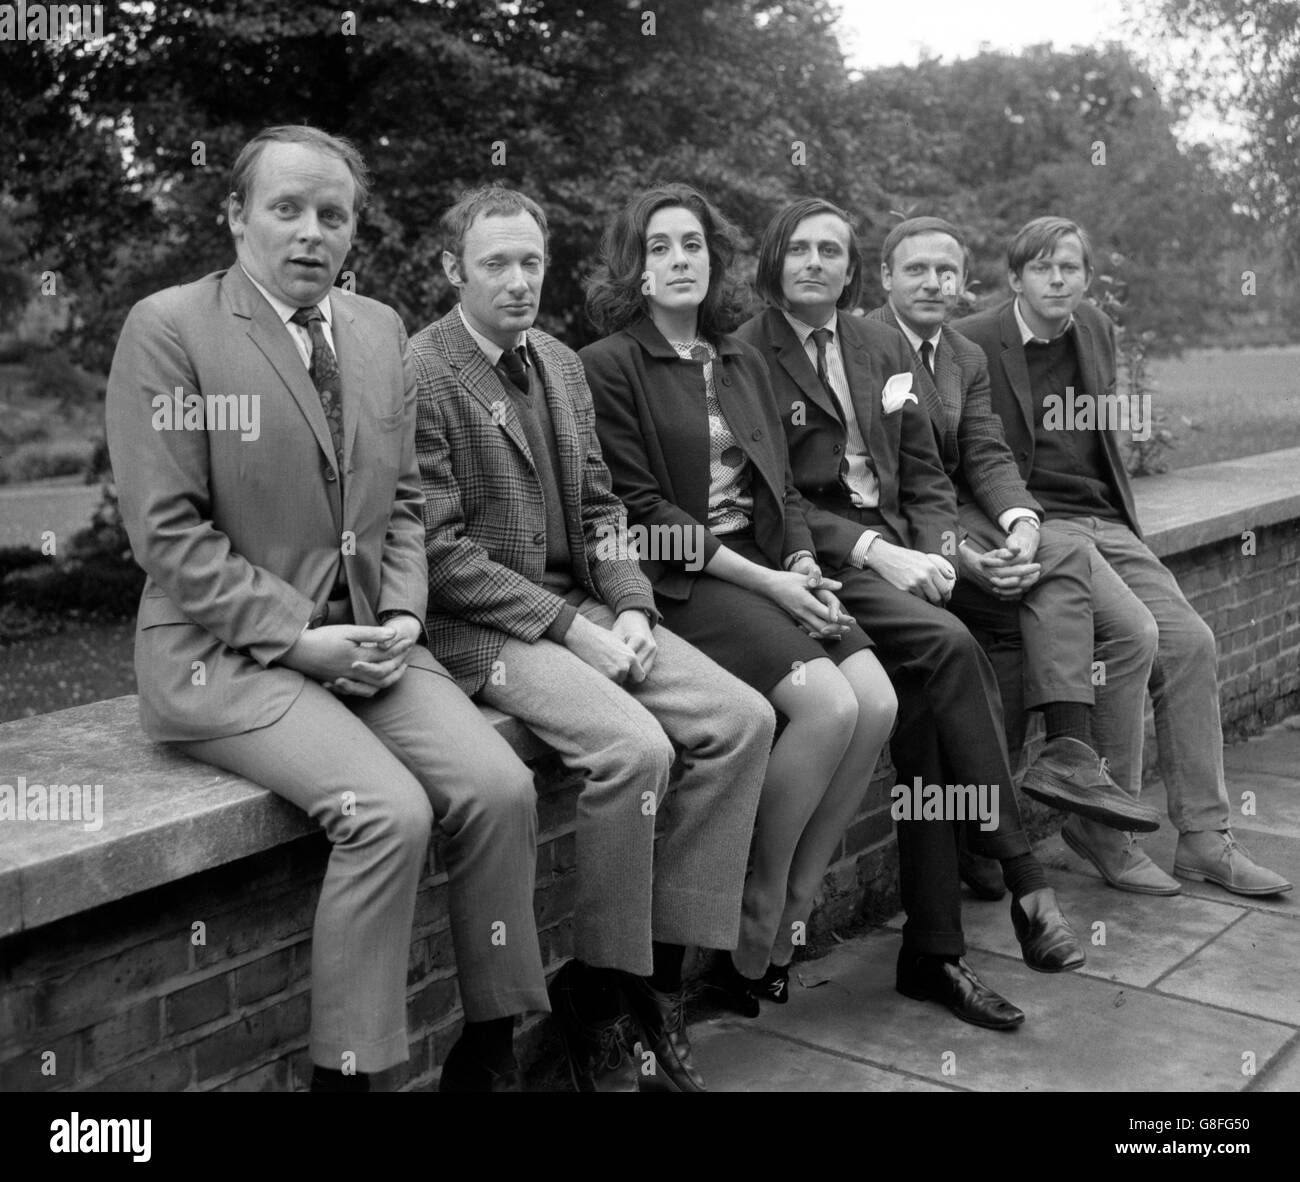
497 345 530 395
919 338 935 379
289 306 344 469
811 326 846 426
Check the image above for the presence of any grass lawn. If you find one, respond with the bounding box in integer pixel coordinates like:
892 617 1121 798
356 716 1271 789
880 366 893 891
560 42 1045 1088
1144 344 1300 470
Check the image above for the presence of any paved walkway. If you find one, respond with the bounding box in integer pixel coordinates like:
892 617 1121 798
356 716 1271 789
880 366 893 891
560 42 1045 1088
690 715 1300 1092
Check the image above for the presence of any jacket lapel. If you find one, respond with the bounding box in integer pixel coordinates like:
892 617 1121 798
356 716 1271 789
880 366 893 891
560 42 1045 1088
225 267 339 476
770 310 843 426
438 308 534 465
531 340 582 517
998 300 1035 436
330 294 373 477
837 315 886 458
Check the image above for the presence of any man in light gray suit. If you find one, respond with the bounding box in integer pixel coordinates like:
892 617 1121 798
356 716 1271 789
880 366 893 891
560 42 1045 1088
106 126 548 1093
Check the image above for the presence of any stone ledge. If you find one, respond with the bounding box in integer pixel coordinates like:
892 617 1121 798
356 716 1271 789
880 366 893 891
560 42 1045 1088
1134 447 1300 558
0 695 550 938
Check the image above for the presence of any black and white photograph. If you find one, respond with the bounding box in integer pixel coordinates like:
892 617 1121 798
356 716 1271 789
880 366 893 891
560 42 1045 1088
0 0 1296 1154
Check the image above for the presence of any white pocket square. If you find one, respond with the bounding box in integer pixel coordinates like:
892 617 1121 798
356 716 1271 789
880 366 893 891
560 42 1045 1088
881 371 918 414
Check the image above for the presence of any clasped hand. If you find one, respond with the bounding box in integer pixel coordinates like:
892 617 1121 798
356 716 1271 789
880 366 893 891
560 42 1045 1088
282 615 422 697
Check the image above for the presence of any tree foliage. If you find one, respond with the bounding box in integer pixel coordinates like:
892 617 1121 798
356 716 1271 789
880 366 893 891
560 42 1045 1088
0 1 1247 362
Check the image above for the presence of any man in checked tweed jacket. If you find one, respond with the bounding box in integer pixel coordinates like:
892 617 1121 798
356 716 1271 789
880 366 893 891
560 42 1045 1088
865 217 1151 859
409 185 773 1093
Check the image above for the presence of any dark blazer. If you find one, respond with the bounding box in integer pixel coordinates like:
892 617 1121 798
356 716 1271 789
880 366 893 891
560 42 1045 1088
953 298 1141 537
580 316 816 600
105 265 427 742
734 307 957 566
409 307 655 695
867 303 1040 545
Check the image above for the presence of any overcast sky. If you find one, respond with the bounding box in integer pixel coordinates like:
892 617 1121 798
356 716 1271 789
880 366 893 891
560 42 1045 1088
835 0 1130 70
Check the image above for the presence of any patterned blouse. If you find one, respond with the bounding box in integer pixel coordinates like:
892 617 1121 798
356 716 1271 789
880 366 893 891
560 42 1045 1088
674 338 754 534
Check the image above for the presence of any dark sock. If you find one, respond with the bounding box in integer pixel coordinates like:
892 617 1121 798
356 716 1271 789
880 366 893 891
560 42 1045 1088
576 962 626 1020
310 1065 370 1093
1042 702 1092 746
648 942 686 993
459 1016 516 1072
1002 851 1049 897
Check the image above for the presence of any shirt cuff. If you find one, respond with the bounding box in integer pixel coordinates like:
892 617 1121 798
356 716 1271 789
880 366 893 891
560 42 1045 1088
998 507 1040 533
850 529 880 569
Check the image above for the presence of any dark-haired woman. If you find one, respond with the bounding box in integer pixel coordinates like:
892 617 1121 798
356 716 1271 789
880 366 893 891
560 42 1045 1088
580 184 897 1012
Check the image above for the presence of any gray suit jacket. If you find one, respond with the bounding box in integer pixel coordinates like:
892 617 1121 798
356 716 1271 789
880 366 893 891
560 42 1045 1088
105 265 428 741
867 303 1040 546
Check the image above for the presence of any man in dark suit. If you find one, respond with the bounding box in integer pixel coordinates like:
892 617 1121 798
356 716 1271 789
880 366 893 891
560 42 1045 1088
105 126 549 1094
738 197 1087 1032
868 216 1157 868
956 216 1290 897
410 185 774 1091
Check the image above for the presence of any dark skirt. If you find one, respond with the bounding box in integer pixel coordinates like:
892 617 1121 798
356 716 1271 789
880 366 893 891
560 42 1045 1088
656 535 873 695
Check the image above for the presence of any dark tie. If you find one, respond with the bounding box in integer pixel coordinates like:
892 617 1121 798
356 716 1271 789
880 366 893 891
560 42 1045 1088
497 345 530 395
289 306 344 469
811 327 846 426
919 338 935 379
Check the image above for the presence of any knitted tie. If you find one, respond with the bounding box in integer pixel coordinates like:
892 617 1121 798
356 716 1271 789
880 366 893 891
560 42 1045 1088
919 338 935 379
290 306 345 468
497 345 530 395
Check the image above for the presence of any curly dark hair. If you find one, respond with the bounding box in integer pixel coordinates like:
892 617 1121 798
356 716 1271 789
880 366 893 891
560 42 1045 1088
585 183 750 339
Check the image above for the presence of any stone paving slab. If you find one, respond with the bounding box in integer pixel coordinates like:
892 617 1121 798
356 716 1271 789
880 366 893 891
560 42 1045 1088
956 876 1243 990
689 1021 951 1092
1222 715 1300 780
1253 1035 1300 1092
1155 910 1300 1027
708 929 1292 1092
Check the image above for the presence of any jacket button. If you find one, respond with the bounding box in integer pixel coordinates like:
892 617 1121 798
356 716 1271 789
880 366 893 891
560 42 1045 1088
323 466 337 482
751 428 763 440
1018 451 1029 461
532 531 545 545
833 444 842 454
721 374 731 386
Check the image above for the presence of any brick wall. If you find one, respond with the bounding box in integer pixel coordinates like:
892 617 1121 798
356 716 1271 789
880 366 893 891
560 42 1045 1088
1161 518 1300 739
3 493 1295 1092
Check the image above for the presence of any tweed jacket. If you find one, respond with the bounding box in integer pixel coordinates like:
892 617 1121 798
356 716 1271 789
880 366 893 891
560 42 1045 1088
867 303 1041 545
409 307 655 695
580 316 817 601
734 306 958 566
953 298 1141 537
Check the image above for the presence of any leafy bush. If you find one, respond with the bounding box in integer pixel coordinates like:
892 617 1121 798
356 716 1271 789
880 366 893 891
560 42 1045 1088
0 438 96 484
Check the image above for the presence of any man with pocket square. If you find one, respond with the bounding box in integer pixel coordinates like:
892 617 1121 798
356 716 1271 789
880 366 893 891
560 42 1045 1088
738 197 1089 1032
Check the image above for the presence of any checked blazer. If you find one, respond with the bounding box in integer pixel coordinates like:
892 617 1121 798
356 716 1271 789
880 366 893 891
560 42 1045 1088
866 303 1041 545
409 307 654 695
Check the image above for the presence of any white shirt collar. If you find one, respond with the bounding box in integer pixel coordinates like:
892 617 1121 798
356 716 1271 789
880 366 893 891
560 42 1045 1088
782 308 838 345
1013 296 1073 346
458 304 528 367
889 306 941 356
240 265 332 329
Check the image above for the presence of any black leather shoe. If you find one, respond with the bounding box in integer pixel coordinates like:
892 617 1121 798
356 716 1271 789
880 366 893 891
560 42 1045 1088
896 952 1025 1030
704 952 760 1018
959 848 1007 901
438 1035 523 1092
547 961 640 1093
626 980 706 1093
761 962 790 1004
1020 737 1161 832
1010 892 1086 973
